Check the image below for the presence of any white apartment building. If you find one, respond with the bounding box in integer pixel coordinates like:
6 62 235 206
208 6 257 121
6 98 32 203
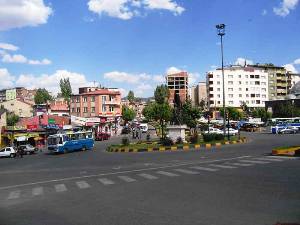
207 66 269 108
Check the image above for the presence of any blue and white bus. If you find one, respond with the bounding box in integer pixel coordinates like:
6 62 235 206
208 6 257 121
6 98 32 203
47 131 94 153
270 117 300 134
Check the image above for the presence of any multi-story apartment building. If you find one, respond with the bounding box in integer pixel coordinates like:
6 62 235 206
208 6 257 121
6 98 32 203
70 88 122 122
207 65 269 109
251 64 292 100
166 72 189 104
0 87 36 103
190 82 207 107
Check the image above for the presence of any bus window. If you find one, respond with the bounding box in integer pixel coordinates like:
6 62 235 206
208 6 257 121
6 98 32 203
70 134 76 140
86 132 93 139
63 135 70 142
78 133 86 139
58 137 63 144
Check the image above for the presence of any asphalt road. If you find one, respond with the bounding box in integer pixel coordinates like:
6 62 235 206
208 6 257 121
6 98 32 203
0 132 299 225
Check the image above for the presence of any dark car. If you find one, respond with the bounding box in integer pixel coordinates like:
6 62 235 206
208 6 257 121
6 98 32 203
95 132 111 141
19 144 36 154
121 127 131 134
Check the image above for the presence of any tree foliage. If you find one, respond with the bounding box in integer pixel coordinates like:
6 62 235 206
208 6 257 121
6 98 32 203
7 113 19 126
220 107 243 121
154 85 169 104
34 88 52 104
127 90 135 104
122 107 136 124
240 101 250 118
252 108 272 122
272 101 300 118
182 100 202 129
59 78 72 102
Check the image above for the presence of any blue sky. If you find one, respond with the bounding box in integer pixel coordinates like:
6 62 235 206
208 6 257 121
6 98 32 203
0 0 299 97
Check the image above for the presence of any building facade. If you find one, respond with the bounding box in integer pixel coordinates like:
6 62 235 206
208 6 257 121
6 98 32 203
0 87 36 103
70 88 122 122
166 72 189 104
190 82 207 107
207 65 269 109
0 109 7 147
0 99 33 117
251 64 292 100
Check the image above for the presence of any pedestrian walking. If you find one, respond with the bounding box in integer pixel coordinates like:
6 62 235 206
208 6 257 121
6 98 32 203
20 147 24 158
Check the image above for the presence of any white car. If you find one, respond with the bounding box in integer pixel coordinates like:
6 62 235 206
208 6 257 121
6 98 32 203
139 123 148 133
0 147 17 158
278 127 298 134
222 128 239 136
204 127 223 134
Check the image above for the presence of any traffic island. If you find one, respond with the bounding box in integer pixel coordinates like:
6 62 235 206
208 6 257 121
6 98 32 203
107 137 247 153
272 146 300 156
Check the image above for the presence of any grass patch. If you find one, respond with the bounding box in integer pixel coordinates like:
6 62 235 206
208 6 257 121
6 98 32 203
273 146 300 150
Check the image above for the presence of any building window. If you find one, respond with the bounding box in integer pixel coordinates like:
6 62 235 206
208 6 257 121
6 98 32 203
262 88 266 92
217 81 221 85
270 87 274 90
239 88 242 91
262 94 266 98
261 82 266 85
217 94 221 98
255 81 260 85
72 108 75 113
246 81 249 85
72 98 75 103
238 75 241 78
91 96 95 102
76 97 80 103
217 101 221 104
228 101 234 105
256 100 261 104
270 80 274 84
109 106 114 112
102 105 106 112
228 94 233 98
261 75 266 79
76 108 80 113
250 87 255 91
228 75 233 78
239 94 242 97
91 107 95 113
217 88 221 91
228 88 233 91
255 75 260 79
109 95 114 101
238 81 242 85
246 94 249 97
83 97 87 102
251 100 255 104
217 75 220 78
246 88 249 91
250 75 255 78
209 87 213 91
250 81 254 85
83 107 88 113
228 81 233 85
102 96 106 102
245 75 249 78
251 94 255 98
271 93 275 97
256 94 260 97
246 100 249 104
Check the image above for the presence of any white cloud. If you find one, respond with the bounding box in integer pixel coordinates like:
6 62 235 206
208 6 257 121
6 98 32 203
153 75 165 83
235 57 254 66
294 58 300 64
0 0 52 31
135 83 153 96
2 54 27 63
0 43 19 51
104 71 152 84
189 72 200 86
0 68 15 89
262 9 267 16
87 0 184 20
273 0 299 17
28 58 52 65
144 0 185 15
166 66 182 75
118 88 128 97
16 70 97 94
284 64 298 73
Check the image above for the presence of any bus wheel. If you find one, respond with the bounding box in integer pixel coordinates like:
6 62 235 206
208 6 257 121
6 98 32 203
82 147 87 151
63 149 68 154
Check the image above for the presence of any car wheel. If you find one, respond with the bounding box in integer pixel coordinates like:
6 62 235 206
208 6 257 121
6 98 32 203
82 146 87 151
10 153 15 158
63 148 68 154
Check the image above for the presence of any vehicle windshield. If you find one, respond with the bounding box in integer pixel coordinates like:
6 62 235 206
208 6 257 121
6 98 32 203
48 137 63 145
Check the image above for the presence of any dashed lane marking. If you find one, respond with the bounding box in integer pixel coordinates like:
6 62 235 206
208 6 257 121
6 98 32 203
76 181 90 189
173 168 199 175
138 173 158 180
98 178 115 185
118 176 136 182
209 164 237 169
32 187 43 196
7 190 20 200
54 184 67 192
228 162 253 167
190 166 219 172
156 171 180 177
239 160 270 164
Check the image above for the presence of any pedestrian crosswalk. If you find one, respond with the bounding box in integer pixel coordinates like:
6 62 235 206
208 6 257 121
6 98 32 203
2 156 292 202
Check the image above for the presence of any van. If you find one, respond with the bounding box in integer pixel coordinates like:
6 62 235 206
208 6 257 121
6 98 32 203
139 123 148 133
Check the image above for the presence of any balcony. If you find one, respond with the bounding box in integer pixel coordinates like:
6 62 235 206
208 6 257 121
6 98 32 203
104 100 120 105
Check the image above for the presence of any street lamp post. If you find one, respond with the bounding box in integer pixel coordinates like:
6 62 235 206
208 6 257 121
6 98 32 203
216 24 226 137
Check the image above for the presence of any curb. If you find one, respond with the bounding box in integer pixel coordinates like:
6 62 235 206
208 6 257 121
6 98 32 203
107 137 247 153
272 146 300 156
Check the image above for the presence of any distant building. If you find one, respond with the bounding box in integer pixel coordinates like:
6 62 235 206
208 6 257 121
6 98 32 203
0 87 36 103
70 88 122 123
167 71 189 104
121 99 147 120
0 99 33 117
190 82 207 107
207 65 269 109
0 109 7 147
49 99 69 116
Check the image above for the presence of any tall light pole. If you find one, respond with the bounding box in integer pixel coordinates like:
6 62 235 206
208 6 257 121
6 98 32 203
216 24 226 137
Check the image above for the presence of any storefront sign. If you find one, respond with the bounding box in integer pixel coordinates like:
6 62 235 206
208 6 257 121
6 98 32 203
27 125 38 131
71 116 100 126
48 118 56 124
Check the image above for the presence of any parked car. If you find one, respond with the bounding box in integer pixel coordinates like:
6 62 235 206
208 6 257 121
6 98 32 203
19 144 36 154
0 147 17 158
139 123 148 133
95 132 111 141
121 127 131 134
221 128 239 136
278 126 298 134
240 123 259 132
204 127 223 134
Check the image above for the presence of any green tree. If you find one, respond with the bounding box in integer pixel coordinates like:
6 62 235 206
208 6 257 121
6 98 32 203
220 107 243 121
59 78 72 103
252 108 272 122
7 113 19 126
154 85 169 104
122 107 136 124
273 101 300 118
199 99 206 111
240 101 250 118
127 90 135 104
34 88 52 104
182 100 202 131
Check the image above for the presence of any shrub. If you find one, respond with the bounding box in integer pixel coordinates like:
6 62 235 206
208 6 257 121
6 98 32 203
121 137 130 146
190 134 199 144
161 137 174 146
202 133 216 142
215 134 224 141
176 137 183 144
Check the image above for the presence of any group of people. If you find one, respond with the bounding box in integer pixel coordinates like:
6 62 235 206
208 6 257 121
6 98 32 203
132 127 142 139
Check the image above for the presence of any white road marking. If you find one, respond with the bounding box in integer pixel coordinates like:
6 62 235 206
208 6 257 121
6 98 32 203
7 190 20 200
32 187 43 196
98 178 115 185
239 160 270 164
173 168 199 174
254 157 283 162
228 162 253 167
0 156 251 191
190 166 218 172
209 164 237 169
265 156 297 160
138 173 158 180
156 171 180 177
76 181 90 189
55 184 67 192
118 176 136 182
